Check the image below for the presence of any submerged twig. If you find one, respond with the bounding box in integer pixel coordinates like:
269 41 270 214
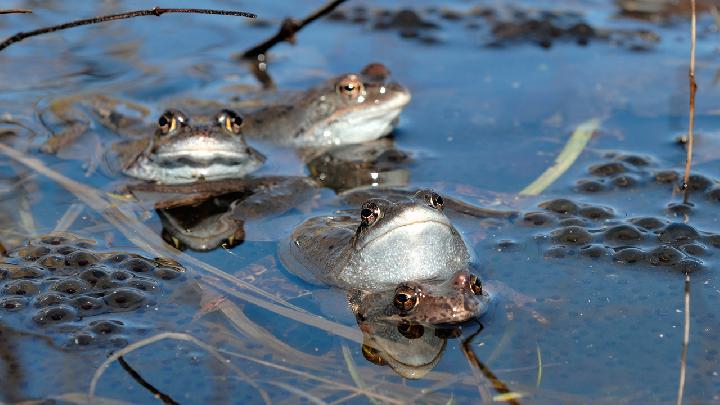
239 0 347 59
90 332 242 401
0 7 256 52
0 9 32 14
117 356 179 405
676 274 691 405
461 323 522 405
519 118 601 196
682 0 698 203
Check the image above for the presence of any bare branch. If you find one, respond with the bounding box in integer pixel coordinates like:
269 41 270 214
239 0 348 59
0 9 32 14
0 7 256 52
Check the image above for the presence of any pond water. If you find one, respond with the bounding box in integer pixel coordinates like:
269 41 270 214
1 0 720 403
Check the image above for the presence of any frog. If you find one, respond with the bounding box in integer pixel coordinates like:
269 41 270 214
241 63 412 147
118 109 266 184
350 269 489 325
280 189 473 292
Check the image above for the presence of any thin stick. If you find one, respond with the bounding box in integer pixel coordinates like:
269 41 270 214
90 332 235 401
682 0 697 203
0 9 32 14
117 356 179 405
0 7 256 52
461 324 522 405
676 273 691 405
239 0 347 59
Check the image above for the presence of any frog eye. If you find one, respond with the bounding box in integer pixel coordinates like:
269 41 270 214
336 74 364 99
361 344 386 366
420 190 444 210
360 202 381 226
157 110 188 135
469 274 483 295
393 285 419 313
217 109 244 134
361 62 390 82
397 321 424 339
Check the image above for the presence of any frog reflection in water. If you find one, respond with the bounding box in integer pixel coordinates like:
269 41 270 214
155 176 317 251
120 109 265 184
243 63 412 147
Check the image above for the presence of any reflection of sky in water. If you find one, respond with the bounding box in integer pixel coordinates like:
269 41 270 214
0 0 719 402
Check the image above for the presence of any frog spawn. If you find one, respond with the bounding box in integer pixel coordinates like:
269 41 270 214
327 5 660 50
574 152 720 216
518 197 715 273
0 233 185 349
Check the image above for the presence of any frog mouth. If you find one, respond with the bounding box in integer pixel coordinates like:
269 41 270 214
349 90 412 119
356 219 456 251
154 152 260 166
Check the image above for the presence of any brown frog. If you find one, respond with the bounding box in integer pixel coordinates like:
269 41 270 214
242 63 411 147
120 109 265 184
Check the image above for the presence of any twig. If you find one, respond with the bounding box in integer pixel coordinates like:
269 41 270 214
89 332 236 401
682 0 697 203
0 7 256 52
676 273 691 405
461 323 522 405
0 9 32 14
117 356 179 405
239 0 348 59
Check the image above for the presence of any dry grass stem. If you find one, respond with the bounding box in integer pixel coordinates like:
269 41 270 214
676 273 691 405
218 347 405 404
520 118 601 196
196 287 323 366
264 381 328 405
341 344 380 405
682 0 697 203
54 203 84 232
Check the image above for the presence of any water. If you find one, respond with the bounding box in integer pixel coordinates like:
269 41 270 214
1 0 720 403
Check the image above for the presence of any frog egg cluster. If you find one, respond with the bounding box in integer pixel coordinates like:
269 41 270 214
0 233 185 348
574 152 720 212
520 198 717 273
